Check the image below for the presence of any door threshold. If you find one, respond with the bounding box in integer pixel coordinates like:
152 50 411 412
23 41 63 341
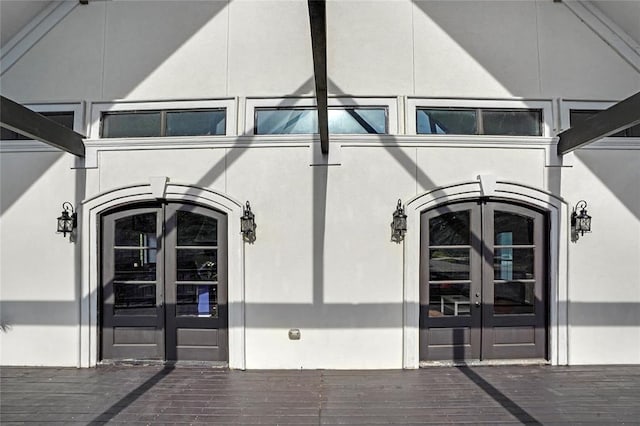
99 360 228 368
420 358 550 368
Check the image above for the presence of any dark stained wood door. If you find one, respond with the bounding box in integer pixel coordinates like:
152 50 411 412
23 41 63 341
420 203 483 360
101 206 165 360
481 202 547 359
164 204 228 362
101 203 227 363
420 200 547 361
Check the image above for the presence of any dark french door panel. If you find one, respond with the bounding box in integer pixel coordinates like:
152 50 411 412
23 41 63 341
481 203 547 359
420 200 548 362
164 204 228 362
420 203 483 361
101 207 165 361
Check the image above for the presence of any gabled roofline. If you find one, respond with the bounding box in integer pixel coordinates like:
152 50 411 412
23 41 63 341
1 1 79 76
562 0 640 72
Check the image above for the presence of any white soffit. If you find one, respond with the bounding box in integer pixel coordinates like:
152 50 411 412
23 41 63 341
0 1 53 47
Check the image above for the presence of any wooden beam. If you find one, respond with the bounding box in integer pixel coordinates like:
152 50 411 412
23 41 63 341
0 96 85 157
557 91 640 155
308 0 329 154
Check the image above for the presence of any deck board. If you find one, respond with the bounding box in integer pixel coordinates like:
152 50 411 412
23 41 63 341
1 365 639 424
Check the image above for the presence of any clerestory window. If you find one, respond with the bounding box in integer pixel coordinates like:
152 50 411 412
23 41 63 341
90 99 236 138
101 109 226 138
407 99 552 137
254 107 388 135
416 108 542 136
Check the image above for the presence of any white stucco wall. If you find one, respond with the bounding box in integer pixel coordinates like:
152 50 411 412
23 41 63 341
0 0 639 367
563 148 640 364
0 151 82 366
3 0 638 103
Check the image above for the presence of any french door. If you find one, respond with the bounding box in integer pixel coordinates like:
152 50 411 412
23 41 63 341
101 203 228 362
420 200 547 361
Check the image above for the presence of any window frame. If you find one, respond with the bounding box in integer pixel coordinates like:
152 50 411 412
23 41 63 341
89 99 236 139
245 97 398 136
561 100 640 140
0 102 84 142
407 98 553 137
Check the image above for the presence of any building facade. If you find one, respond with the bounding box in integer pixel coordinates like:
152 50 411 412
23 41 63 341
1 0 639 369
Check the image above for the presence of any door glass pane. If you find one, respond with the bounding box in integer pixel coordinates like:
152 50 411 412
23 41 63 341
114 283 156 315
176 284 218 317
417 109 477 135
494 282 534 315
494 248 534 280
429 248 470 280
429 211 470 246
494 212 533 245
114 249 157 281
177 249 217 281
115 213 157 247
177 211 217 246
429 283 470 317
102 112 162 138
166 110 226 136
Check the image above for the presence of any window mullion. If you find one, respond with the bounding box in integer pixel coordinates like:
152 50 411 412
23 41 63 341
160 111 167 137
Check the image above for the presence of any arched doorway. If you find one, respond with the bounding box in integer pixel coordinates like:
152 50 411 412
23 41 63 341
100 202 228 363
420 200 548 361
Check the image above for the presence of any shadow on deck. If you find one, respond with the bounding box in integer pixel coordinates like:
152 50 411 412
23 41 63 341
1 365 639 424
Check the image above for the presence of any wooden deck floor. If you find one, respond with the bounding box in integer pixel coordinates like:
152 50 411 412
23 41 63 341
1 365 639 424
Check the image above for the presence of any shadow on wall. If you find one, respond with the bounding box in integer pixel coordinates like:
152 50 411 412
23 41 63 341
410 0 637 99
98 1 228 98
574 150 640 221
1 301 638 329
0 151 63 215
411 0 541 96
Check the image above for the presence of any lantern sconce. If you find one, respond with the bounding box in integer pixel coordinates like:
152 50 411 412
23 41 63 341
241 201 256 243
57 202 77 237
391 199 407 242
571 200 592 241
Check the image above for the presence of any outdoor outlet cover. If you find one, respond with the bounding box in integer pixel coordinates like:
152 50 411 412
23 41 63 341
288 329 301 340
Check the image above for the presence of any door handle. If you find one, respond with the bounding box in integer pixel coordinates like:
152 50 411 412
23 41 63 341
475 301 481 307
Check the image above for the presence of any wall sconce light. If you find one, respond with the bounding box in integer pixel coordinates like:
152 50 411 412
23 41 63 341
571 200 592 237
57 202 77 237
392 199 407 242
241 201 256 242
